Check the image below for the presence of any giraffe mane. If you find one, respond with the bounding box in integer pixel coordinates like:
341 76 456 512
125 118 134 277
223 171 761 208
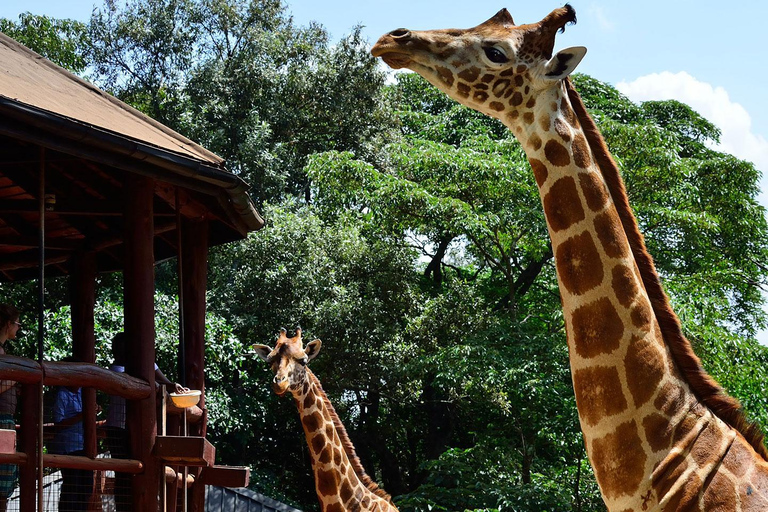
307 369 394 502
563 78 768 462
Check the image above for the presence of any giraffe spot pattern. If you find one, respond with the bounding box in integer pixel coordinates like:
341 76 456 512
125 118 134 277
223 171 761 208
554 118 571 142
481 74 494 83
544 139 570 167
539 112 551 131
722 437 754 479
611 264 638 308
542 176 585 232
457 82 471 98
457 66 480 82
702 472 738 511
474 91 489 103
436 66 454 87
690 421 725 467
510 92 523 106
594 211 630 259
555 230 604 296
489 102 505 112
578 171 609 212
572 366 628 427
317 467 338 496
304 411 322 432
340 479 354 503
526 97 536 109
630 299 653 333
653 382 687 416
642 413 672 452
529 133 543 151
659 471 701 512
523 112 535 125
507 110 519 121
530 159 548 187
591 420 647 500
624 336 664 407
572 133 592 169
493 79 511 97
571 297 624 359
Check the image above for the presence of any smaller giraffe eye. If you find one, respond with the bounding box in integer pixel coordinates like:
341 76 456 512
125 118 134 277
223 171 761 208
484 47 508 64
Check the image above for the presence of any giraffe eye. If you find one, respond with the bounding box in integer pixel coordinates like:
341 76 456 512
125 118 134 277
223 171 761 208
484 47 508 64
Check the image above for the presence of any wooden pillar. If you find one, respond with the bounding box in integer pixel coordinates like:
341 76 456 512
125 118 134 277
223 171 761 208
18 383 39 512
181 218 209 512
70 251 97 458
123 174 159 512
180 218 209 415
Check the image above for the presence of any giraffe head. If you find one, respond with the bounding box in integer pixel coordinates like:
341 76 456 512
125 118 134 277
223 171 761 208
253 328 322 397
371 5 586 123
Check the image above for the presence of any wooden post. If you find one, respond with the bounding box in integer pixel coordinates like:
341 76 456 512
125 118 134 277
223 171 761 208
180 218 209 512
123 174 159 512
70 251 98 459
180 218 209 424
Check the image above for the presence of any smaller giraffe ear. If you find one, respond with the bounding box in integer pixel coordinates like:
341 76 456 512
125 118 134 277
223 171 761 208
543 46 587 80
305 339 322 361
253 344 273 362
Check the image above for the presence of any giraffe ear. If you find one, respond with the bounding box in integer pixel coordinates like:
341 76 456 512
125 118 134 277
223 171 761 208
543 46 587 80
253 344 273 362
305 339 322 361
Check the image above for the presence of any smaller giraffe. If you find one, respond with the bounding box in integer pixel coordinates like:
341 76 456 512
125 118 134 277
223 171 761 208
254 328 398 512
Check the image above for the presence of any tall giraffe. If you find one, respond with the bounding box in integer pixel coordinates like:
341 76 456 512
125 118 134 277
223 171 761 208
372 6 768 511
254 329 398 512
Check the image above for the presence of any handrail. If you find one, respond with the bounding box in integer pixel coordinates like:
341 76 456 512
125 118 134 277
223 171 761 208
0 355 151 399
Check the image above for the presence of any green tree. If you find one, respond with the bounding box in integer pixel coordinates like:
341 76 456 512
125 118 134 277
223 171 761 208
0 13 90 73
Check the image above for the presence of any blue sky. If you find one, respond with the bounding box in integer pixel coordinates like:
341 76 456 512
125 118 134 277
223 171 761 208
3 0 768 342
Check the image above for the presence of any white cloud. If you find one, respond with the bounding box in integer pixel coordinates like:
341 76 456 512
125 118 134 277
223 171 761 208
588 4 616 32
616 72 768 189
618 72 768 346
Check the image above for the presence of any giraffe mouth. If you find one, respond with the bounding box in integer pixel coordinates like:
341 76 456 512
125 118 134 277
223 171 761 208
374 51 412 69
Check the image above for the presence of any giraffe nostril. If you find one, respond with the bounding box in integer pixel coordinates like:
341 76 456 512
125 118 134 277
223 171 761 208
389 28 410 39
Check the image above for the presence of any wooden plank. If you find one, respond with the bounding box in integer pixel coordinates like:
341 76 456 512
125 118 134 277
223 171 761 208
0 429 16 454
43 453 143 473
199 465 250 488
153 436 215 467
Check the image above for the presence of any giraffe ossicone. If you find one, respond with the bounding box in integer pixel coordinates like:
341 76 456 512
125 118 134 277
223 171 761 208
254 328 398 512
373 5 768 511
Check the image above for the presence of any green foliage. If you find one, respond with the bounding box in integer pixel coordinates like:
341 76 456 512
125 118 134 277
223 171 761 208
0 13 90 73
7 3 768 511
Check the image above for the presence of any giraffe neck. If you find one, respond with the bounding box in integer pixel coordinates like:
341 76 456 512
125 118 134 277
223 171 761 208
502 81 758 509
295 370 396 512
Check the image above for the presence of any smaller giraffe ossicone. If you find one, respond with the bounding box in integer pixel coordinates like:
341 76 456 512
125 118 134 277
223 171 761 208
254 328 398 512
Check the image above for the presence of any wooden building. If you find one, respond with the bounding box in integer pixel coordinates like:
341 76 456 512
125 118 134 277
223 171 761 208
0 31 263 511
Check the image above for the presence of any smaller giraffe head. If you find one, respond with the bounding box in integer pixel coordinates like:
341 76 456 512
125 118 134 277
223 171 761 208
371 5 586 121
253 328 322 396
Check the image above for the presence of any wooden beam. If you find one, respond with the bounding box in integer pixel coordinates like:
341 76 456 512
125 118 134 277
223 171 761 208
199 466 250 488
43 453 144 473
153 436 215 467
41 361 151 399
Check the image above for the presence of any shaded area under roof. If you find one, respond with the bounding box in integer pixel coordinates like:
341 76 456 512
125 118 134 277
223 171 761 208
0 32 264 282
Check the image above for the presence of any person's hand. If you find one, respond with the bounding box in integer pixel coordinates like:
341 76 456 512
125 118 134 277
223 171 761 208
174 383 190 394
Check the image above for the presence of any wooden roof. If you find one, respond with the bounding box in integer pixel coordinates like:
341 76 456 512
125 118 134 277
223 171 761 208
0 32 264 281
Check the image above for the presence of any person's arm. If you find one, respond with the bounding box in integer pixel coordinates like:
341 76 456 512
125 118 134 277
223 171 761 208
155 367 188 394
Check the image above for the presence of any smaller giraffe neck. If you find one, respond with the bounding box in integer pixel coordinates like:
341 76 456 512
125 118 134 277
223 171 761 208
295 370 394 512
